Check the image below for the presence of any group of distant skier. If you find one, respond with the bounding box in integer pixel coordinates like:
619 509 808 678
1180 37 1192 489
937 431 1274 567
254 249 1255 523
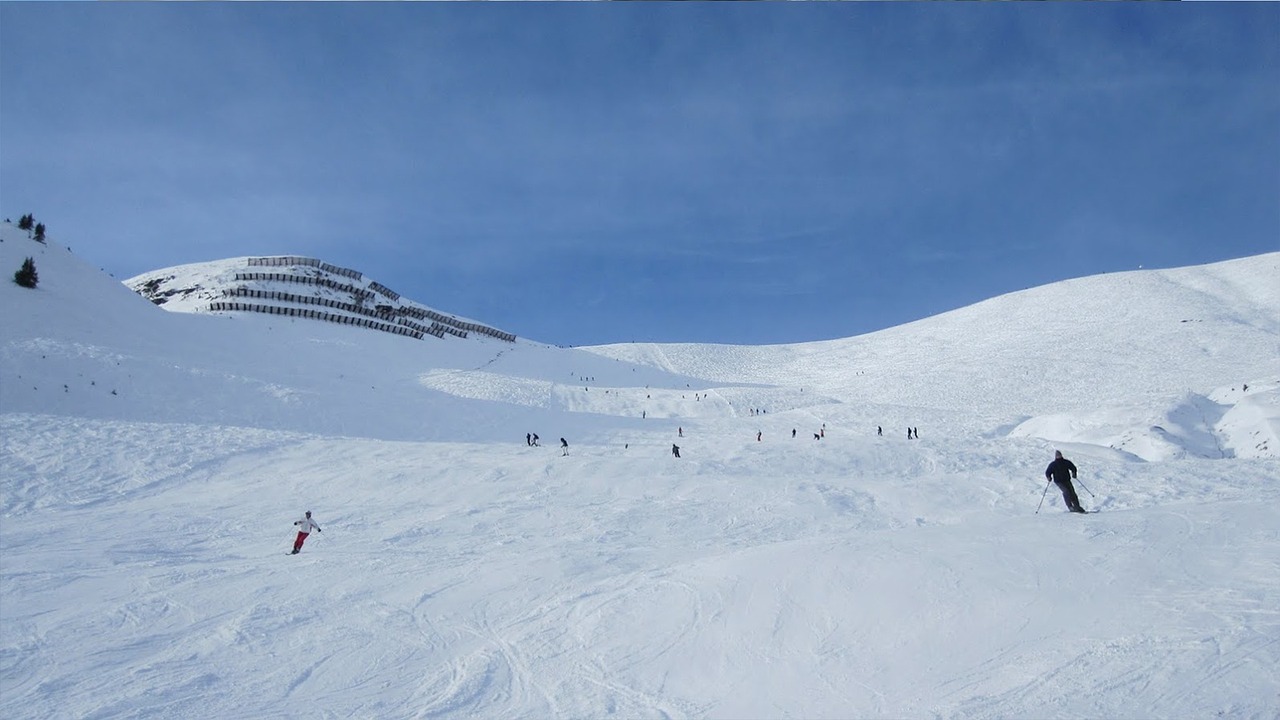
286 437 1091 555
668 424 1089 515
525 432 571 455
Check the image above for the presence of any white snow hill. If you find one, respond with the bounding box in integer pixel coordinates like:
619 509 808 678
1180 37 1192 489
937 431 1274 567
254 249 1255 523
2 222 1278 719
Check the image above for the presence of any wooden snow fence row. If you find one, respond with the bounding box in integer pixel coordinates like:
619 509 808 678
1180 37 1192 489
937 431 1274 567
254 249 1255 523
207 301 425 340
220 288 449 339
366 281 513 341
368 281 400 302
247 256 362 281
398 305 516 342
232 272 376 302
236 259 515 343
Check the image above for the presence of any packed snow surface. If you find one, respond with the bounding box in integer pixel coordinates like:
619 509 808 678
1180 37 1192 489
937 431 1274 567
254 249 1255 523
2 223 1278 719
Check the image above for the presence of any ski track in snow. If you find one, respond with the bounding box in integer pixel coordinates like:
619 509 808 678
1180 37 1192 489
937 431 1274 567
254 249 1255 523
2 415 1278 719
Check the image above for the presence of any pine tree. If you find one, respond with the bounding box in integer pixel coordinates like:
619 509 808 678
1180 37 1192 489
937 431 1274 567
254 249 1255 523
17 214 33 231
33 223 46 243
13 257 38 288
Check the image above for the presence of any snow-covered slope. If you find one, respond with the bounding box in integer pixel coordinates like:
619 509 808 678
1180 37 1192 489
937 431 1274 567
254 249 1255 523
1 224 705 443
586 255 1279 412
2 221 1278 719
10 222 1275 458
587 254 1280 460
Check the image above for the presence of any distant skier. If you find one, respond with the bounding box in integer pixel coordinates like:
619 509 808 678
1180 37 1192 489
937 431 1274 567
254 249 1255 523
792 428 796 438
678 427 683 437
877 426 882 436
1046 450 1086 513
560 437 569 456
757 431 762 442
290 510 322 554
526 432 532 447
532 433 539 447
672 444 680 458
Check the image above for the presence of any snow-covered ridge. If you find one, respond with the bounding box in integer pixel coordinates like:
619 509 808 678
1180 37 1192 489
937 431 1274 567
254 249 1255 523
586 253 1280 414
0 222 702 442
585 253 1280 459
5 220 1277 458
127 255 516 343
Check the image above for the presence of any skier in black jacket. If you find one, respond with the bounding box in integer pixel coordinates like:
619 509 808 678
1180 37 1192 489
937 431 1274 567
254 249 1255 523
1046 450 1086 513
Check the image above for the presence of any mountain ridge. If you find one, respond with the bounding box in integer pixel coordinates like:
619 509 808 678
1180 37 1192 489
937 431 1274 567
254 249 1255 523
3 221 1276 458
586 252 1280 418
126 255 516 344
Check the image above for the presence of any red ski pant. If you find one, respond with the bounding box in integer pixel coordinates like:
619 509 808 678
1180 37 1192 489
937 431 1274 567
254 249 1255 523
293 531 310 553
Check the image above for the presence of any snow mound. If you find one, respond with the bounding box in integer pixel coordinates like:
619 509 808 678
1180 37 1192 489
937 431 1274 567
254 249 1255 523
1215 381 1280 459
1010 382 1279 461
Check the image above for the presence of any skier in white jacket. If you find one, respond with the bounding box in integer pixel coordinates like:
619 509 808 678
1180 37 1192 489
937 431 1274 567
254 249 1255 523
291 511 322 554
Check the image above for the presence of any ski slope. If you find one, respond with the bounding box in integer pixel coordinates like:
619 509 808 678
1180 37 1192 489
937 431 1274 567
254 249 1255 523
2 223 1278 718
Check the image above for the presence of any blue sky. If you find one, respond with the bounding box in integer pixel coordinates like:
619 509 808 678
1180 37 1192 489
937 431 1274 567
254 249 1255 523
2 3 1276 346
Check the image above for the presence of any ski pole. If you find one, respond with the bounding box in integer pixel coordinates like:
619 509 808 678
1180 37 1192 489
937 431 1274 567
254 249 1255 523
1035 478 1051 514
1075 477 1095 498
